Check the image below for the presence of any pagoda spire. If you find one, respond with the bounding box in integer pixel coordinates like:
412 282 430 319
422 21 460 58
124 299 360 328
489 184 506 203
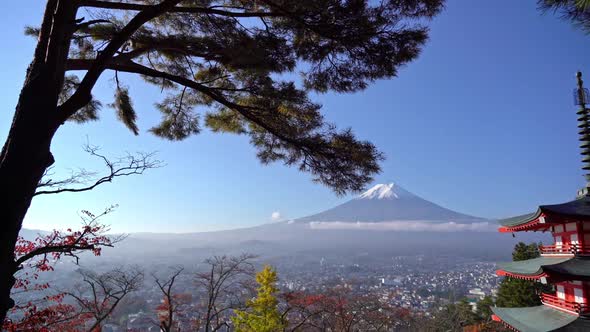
575 71 590 196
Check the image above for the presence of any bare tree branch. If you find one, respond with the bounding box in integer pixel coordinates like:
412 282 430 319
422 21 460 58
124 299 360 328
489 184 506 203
66 267 144 332
37 166 97 191
34 143 163 196
153 266 185 332
195 254 257 332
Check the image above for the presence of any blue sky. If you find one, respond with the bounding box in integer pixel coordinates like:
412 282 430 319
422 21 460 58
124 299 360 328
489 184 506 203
1 0 589 233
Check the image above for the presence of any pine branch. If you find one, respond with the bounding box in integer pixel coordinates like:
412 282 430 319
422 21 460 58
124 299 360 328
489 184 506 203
75 19 112 32
66 58 382 194
58 0 183 122
66 59 306 149
78 0 281 18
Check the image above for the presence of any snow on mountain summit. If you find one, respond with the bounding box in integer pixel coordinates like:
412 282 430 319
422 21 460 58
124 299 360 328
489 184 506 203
358 183 414 200
296 182 484 223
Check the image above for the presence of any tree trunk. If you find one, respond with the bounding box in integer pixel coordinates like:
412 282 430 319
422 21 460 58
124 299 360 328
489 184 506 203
0 73 60 323
0 0 77 323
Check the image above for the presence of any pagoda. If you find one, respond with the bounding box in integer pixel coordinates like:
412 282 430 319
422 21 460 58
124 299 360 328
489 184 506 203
491 72 590 331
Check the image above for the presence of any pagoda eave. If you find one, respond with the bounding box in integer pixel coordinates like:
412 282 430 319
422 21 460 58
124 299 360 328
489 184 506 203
541 256 590 280
499 223 552 233
491 306 579 332
498 213 571 233
498 212 544 232
496 257 574 282
496 269 547 281
492 314 519 332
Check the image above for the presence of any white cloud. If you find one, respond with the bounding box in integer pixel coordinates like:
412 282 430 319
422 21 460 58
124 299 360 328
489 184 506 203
271 211 282 222
308 221 495 232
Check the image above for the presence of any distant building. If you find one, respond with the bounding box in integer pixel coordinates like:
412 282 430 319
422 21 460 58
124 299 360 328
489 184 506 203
127 311 158 331
380 277 403 287
467 287 485 300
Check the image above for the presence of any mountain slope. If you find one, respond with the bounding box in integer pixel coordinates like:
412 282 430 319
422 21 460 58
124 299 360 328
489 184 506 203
296 183 484 223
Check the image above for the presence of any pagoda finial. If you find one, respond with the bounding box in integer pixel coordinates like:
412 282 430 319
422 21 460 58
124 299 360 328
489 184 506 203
575 71 588 106
575 71 590 197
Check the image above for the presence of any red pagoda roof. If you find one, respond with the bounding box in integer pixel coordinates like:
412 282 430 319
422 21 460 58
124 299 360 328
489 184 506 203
498 196 590 233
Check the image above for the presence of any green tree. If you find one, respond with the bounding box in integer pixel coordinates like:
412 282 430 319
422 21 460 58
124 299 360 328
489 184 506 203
422 298 479 331
511 242 541 261
495 242 549 307
232 265 285 332
0 0 445 322
538 0 590 33
495 278 542 307
418 296 505 331
455 299 480 326
476 296 495 322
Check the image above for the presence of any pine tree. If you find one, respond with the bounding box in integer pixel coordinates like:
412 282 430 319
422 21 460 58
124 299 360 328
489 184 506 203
0 0 444 322
495 278 542 307
538 0 590 33
511 242 542 262
232 265 285 332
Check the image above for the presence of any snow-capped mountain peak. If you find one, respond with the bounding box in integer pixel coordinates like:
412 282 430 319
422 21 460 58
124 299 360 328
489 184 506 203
296 181 484 223
358 183 413 200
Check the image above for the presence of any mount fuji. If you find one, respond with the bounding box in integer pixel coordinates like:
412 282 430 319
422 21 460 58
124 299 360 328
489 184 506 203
20 182 547 263
296 183 484 224
105 182 541 262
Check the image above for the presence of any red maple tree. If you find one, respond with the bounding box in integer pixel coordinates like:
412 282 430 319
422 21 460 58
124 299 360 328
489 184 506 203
3 206 122 331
